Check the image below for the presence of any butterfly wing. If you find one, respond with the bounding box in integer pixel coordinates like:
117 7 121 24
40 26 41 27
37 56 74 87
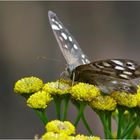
48 11 140 93
48 11 90 71
92 59 140 80
74 59 140 93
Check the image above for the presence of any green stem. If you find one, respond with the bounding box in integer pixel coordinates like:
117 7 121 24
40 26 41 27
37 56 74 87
117 108 124 139
35 109 48 125
125 115 140 138
54 96 62 120
97 111 113 139
99 113 108 138
74 103 86 127
81 113 93 135
73 101 92 134
120 111 134 138
62 96 69 121
121 114 140 138
108 112 112 133
121 120 132 138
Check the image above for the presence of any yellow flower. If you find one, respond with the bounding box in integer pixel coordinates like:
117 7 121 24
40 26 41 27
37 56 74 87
41 132 100 140
27 91 52 109
14 76 43 95
43 81 70 96
42 132 70 140
136 86 140 107
70 83 100 102
74 134 100 140
132 126 140 139
90 95 117 111
46 120 75 135
57 79 71 85
111 91 137 108
112 131 117 139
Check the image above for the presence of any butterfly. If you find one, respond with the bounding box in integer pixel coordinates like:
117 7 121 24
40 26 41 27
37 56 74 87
48 10 140 94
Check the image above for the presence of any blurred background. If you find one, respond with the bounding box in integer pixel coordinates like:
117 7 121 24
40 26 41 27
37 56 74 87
0 1 140 138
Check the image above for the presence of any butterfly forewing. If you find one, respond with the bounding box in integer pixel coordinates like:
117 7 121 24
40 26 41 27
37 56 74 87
48 11 90 71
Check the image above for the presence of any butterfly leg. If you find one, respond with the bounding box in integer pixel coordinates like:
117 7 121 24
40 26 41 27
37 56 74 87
57 70 67 88
57 66 73 88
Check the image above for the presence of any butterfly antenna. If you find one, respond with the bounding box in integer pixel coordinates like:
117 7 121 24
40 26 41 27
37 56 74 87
36 56 62 63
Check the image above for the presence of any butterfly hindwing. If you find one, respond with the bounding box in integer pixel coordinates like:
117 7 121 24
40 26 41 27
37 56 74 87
91 59 140 80
74 59 140 93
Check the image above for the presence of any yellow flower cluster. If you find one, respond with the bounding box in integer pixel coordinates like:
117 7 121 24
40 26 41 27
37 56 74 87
42 132 100 140
42 132 69 140
132 126 140 139
111 91 137 108
14 76 43 94
90 95 117 111
136 86 140 107
43 81 70 96
42 120 100 140
57 79 71 85
27 91 52 109
14 76 140 110
70 83 100 102
46 120 75 135
74 134 100 140
14 77 72 109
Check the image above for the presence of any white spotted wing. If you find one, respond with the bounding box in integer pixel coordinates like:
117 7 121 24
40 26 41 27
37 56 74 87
48 11 90 71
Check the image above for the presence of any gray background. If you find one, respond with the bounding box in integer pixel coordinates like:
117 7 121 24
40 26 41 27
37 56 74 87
0 1 140 138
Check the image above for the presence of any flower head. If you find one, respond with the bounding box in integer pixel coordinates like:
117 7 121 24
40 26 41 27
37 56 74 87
43 81 70 96
111 91 137 108
74 134 100 140
70 83 100 102
136 86 140 107
57 79 71 85
14 76 43 95
27 91 52 109
132 126 140 139
90 95 117 111
42 132 70 140
41 132 100 140
46 120 75 135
